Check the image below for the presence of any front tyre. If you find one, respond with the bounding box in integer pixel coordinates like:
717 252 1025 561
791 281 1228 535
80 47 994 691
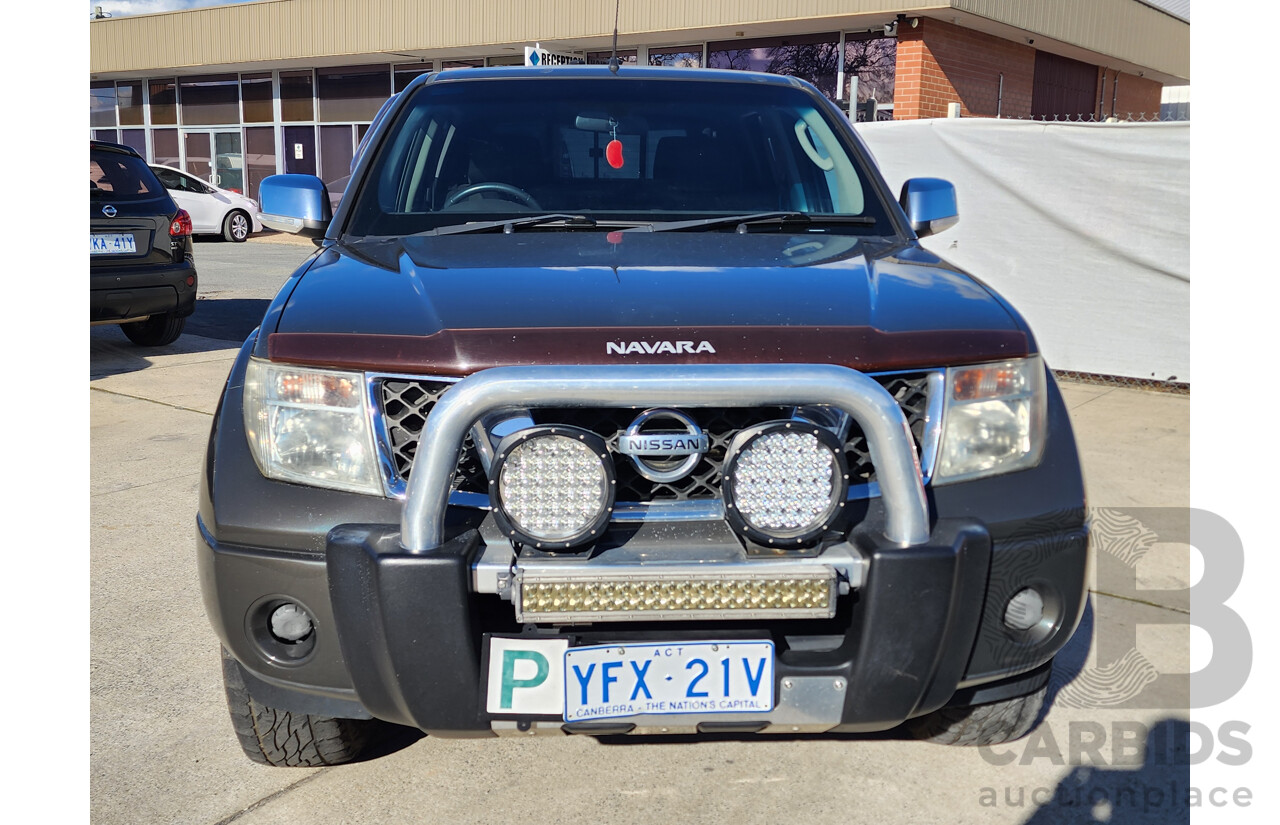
121 312 185 346
221 648 379 767
906 686 1046 746
223 210 251 242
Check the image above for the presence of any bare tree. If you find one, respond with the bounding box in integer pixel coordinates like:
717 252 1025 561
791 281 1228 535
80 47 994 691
764 42 842 87
708 49 757 71
762 38 897 103
845 38 896 103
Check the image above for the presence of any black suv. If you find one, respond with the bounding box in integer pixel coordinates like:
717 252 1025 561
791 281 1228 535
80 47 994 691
90 141 197 346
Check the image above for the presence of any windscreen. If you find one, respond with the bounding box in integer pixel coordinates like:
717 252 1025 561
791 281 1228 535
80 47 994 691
345 76 892 237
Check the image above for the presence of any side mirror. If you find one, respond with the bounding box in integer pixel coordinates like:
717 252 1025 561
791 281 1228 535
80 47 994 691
259 174 332 238
899 178 958 238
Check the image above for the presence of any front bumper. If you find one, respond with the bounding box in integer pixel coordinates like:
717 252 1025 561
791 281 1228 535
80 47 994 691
199 345 1089 736
198 512 1085 735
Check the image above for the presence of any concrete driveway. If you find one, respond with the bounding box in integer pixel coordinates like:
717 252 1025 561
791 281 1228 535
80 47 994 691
90 238 1191 824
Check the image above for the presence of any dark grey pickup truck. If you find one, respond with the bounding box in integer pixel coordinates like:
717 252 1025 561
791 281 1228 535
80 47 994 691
198 66 1088 766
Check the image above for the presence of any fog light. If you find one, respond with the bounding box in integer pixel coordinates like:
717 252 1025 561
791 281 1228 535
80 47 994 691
490 426 615 550
269 603 314 643
722 421 849 547
1004 587 1045 631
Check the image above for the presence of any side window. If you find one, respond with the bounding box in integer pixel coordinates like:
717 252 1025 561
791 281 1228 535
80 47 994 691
792 121 835 212
153 169 180 190
791 112 865 214
181 174 210 194
359 103 442 218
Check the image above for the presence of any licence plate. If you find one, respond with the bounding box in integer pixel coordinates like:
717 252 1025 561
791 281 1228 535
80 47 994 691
90 233 136 255
563 641 774 722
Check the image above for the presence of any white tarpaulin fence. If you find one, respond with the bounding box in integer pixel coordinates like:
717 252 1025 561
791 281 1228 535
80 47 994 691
854 118 1189 383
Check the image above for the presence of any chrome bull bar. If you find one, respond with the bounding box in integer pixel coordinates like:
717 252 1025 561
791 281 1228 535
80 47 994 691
399 364 930 551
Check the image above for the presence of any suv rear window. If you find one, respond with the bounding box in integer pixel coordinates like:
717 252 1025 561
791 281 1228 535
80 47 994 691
91 150 159 201
346 76 892 237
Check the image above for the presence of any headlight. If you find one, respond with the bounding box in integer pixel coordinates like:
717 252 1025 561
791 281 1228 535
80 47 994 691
934 355 1047 483
490 426 615 550
722 421 849 547
242 358 382 495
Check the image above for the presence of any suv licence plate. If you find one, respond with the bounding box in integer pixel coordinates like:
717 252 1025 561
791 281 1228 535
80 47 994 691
564 642 775 722
485 637 776 720
90 233 137 255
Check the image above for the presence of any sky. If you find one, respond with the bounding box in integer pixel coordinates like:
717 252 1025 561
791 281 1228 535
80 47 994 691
90 0 254 17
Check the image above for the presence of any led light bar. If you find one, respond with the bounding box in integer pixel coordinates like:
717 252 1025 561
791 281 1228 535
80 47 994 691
514 571 838 623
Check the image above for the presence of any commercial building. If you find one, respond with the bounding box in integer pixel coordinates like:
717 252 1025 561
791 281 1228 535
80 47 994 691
89 0 1189 201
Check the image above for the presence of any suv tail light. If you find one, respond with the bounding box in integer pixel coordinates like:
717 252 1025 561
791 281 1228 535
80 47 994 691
170 209 193 238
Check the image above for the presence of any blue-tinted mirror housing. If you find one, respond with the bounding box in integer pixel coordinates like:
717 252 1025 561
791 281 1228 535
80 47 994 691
259 174 332 239
899 178 959 238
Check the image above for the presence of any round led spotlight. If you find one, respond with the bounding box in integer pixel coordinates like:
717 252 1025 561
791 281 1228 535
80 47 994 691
490 426 615 550
722 421 849 547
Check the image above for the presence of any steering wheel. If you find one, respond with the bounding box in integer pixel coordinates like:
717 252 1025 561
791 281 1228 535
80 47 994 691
444 182 540 210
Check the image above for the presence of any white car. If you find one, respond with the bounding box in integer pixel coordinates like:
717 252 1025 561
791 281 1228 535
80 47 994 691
149 164 262 243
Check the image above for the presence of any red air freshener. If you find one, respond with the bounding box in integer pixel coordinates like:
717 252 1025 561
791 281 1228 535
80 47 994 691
605 139 624 169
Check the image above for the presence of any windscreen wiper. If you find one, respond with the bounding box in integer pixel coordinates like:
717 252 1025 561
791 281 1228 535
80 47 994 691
423 214 597 236
627 212 878 233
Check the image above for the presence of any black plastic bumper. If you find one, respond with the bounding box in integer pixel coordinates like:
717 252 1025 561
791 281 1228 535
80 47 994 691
90 258 197 322
200 509 1085 734
301 514 1082 734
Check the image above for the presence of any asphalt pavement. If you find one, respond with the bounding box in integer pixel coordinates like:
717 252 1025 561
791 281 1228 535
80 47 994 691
89 233 1192 824
179 233 316 343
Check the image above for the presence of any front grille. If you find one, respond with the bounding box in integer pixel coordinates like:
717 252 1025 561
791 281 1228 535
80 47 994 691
377 372 934 502
380 378 487 494
846 374 932 483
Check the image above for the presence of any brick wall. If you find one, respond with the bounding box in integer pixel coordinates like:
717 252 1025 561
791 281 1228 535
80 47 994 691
893 18 1164 121
894 18 1035 119
1099 70 1163 119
